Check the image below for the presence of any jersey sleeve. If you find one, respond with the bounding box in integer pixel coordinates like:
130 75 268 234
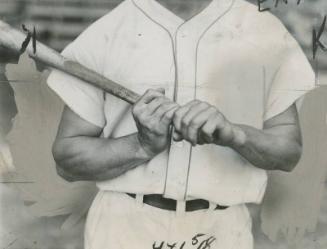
263 33 316 121
47 24 106 128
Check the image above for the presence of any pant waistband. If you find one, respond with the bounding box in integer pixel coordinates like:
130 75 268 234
127 193 229 212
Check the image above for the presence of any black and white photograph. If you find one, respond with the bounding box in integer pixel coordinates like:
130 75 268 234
1 0 327 248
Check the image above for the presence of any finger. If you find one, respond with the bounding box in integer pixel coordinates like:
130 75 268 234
218 123 234 144
154 101 178 117
139 89 164 104
173 130 183 141
173 100 201 132
182 105 215 145
156 88 165 95
133 89 162 116
158 103 179 124
209 113 230 144
200 115 223 144
182 102 211 128
145 96 170 116
187 107 217 144
140 101 177 135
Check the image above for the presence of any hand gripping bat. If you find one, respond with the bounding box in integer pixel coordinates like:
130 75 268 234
0 21 140 104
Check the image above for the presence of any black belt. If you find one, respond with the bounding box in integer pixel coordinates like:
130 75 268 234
127 193 228 212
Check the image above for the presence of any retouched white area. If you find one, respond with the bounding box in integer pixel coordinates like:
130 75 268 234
0 185 84 249
0 0 326 248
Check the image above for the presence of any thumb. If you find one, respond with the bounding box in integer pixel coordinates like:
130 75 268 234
155 88 165 95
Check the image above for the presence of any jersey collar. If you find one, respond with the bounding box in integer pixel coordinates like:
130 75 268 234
132 0 235 36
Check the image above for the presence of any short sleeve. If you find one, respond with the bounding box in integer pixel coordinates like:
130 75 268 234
47 24 106 128
263 34 316 121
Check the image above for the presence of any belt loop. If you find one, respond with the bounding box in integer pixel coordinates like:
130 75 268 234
208 202 216 211
176 200 186 216
136 194 144 207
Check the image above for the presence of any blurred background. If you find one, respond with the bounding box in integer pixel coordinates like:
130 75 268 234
1 0 327 249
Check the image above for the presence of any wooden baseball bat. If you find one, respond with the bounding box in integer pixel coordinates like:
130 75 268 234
0 21 140 104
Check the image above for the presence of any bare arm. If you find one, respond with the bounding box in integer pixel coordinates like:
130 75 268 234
52 106 149 182
173 101 302 172
230 105 302 171
53 89 178 182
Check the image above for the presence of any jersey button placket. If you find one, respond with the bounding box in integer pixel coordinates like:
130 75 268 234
164 27 196 201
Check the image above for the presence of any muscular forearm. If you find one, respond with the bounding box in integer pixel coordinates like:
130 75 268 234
229 124 302 172
53 133 151 182
171 100 301 172
53 91 177 183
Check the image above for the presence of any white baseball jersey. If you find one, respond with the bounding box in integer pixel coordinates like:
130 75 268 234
47 0 315 206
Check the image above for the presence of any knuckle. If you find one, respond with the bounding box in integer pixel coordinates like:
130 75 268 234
132 107 137 116
144 89 152 95
146 120 155 129
217 120 226 130
215 112 224 121
225 125 233 135
151 99 160 106
138 115 147 124
199 102 208 108
202 125 213 136
208 106 217 112
181 118 189 127
163 111 172 120
173 117 180 128
217 111 225 118
215 116 222 123
151 96 160 102
149 118 157 125
152 112 161 120
220 128 232 141
132 111 140 120
202 129 211 136
175 107 183 114
161 105 172 114
155 107 164 116
145 89 156 96
190 119 199 128
174 112 182 121
191 100 200 105
162 109 172 118
132 105 141 114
